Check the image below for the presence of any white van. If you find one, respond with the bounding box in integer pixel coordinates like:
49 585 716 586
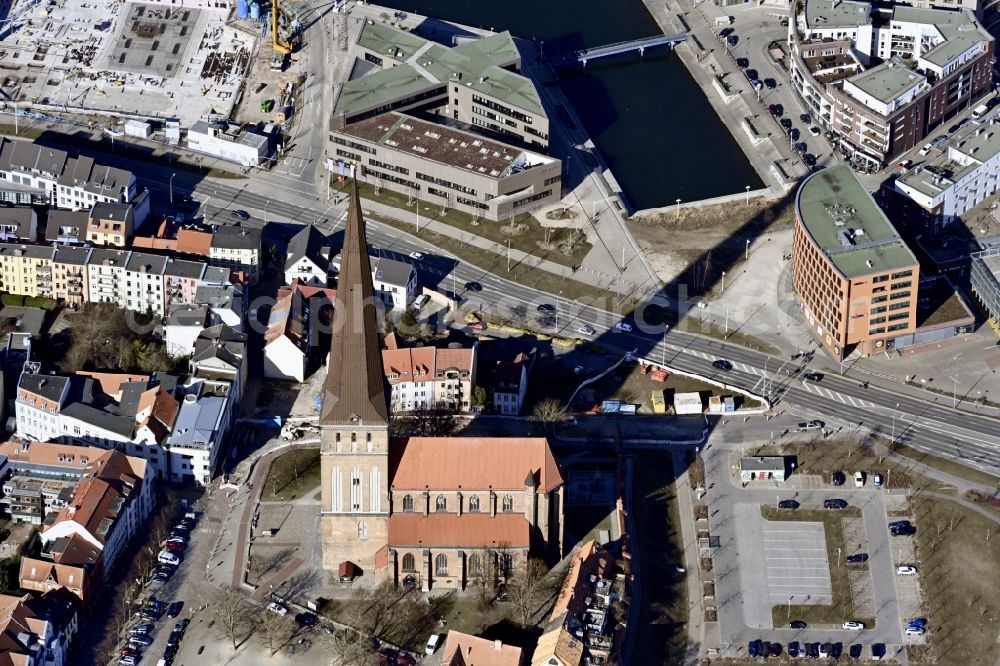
426 633 442 655
413 294 430 310
972 104 989 120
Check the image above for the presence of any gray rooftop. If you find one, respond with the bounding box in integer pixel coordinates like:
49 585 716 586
164 258 207 279
195 284 241 310
845 63 925 104
166 304 211 327
18 373 69 403
796 166 918 278
211 224 261 251
88 248 130 267
90 202 133 223
740 456 786 471
0 207 36 239
46 210 89 242
892 6 991 69
125 252 168 274
285 224 331 272
372 256 415 286
52 246 92 266
803 0 871 29
897 124 1000 197
169 395 226 448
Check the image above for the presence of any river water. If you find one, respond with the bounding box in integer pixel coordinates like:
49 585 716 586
371 0 763 210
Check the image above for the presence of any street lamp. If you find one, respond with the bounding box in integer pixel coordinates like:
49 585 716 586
745 238 750 260
675 198 682 219
745 185 750 206
891 402 899 447
721 270 727 292
169 173 175 204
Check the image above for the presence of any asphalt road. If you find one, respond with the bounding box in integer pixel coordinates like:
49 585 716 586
139 165 1000 478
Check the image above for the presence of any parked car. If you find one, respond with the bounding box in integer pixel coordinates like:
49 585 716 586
788 641 801 658
803 153 818 167
843 621 865 631
800 113 812 124
166 602 183 618
130 624 154 636
768 103 784 117
825 498 848 509
789 620 807 629
746 68 759 80
769 642 782 657
467 321 486 331
426 633 443 655
832 472 846 486
789 128 800 141
849 643 863 660
905 626 925 636
119 657 138 666
896 565 918 575
266 602 288 616
736 57 749 68
129 634 154 646
165 542 186 553
818 643 829 658
231 209 250 220
764 78 777 89
614 322 633 333
175 619 190 633
889 520 912 529
919 143 933 156
780 118 793 130
408 251 425 261
846 553 869 563
577 324 596 336
778 500 800 509
854 471 866 487
536 303 556 314
157 551 180 566
872 643 886 660
831 643 843 659
748 640 760 658
712 359 733 371
808 125 821 136
907 618 928 628
464 281 482 292
795 142 807 154
806 642 819 659
120 648 141 658
873 473 883 487
891 524 916 536
295 612 318 627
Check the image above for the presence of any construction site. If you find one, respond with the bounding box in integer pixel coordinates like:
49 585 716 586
0 0 265 128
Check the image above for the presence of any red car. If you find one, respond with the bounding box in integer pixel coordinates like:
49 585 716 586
467 321 486 331
120 647 141 657
165 541 186 553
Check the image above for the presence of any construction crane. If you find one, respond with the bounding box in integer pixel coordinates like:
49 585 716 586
270 0 293 71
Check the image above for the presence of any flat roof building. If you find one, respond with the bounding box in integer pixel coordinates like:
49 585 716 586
327 23 560 221
793 166 920 359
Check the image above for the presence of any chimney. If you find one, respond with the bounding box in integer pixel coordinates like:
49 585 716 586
493 640 502 651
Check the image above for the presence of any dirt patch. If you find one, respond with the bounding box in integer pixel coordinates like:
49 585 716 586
627 195 795 293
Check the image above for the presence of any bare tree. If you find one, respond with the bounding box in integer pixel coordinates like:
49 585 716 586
325 628 378 666
214 588 252 649
359 580 400 636
258 606 292 657
506 558 552 626
532 399 569 435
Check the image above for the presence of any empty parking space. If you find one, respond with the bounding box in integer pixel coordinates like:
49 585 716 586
761 523 832 603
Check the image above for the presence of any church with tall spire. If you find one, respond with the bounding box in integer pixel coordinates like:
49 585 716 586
320 182 565 589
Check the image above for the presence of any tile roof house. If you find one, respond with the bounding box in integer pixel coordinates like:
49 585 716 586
17 444 152 580
263 282 337 382
19 533 101 608
383 344 478 414
441 631 524 666
0 589 80 666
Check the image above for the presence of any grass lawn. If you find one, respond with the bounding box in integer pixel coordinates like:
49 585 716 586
760 506 875 628
631 454 689 663
335 180 592 269
911 497 1000 665
893 442 999 489
260 448 321 501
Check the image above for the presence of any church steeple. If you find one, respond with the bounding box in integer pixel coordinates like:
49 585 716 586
320 179 389 427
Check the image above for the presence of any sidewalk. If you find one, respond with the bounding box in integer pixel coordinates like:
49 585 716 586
672 453 707 665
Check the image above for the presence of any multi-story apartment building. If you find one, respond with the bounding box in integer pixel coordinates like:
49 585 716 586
284 224 334 287
123 252 167 315
86 202 134 247
0 138 136 210
331 113 561 222
210 224 261 284
893 120 1000 227
382 344 478 413
172 324 247 485
45 210 88 244
85 248 129 306
163 258 208 311
493 353 530 415
789 1 994 166
16 374 70 443
52 246 91 305
30 444 152 579
792 166 920 360
0 243 54 300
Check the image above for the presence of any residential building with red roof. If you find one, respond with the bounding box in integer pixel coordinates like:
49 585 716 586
0 589 80 666
441 631 524 666
382 343 478 413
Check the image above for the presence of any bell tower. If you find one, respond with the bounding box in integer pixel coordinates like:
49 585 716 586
319 180 391 572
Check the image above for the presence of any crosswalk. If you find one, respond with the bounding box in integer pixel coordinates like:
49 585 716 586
797 379 878 409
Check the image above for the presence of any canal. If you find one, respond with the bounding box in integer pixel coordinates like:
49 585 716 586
372 0 762 210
